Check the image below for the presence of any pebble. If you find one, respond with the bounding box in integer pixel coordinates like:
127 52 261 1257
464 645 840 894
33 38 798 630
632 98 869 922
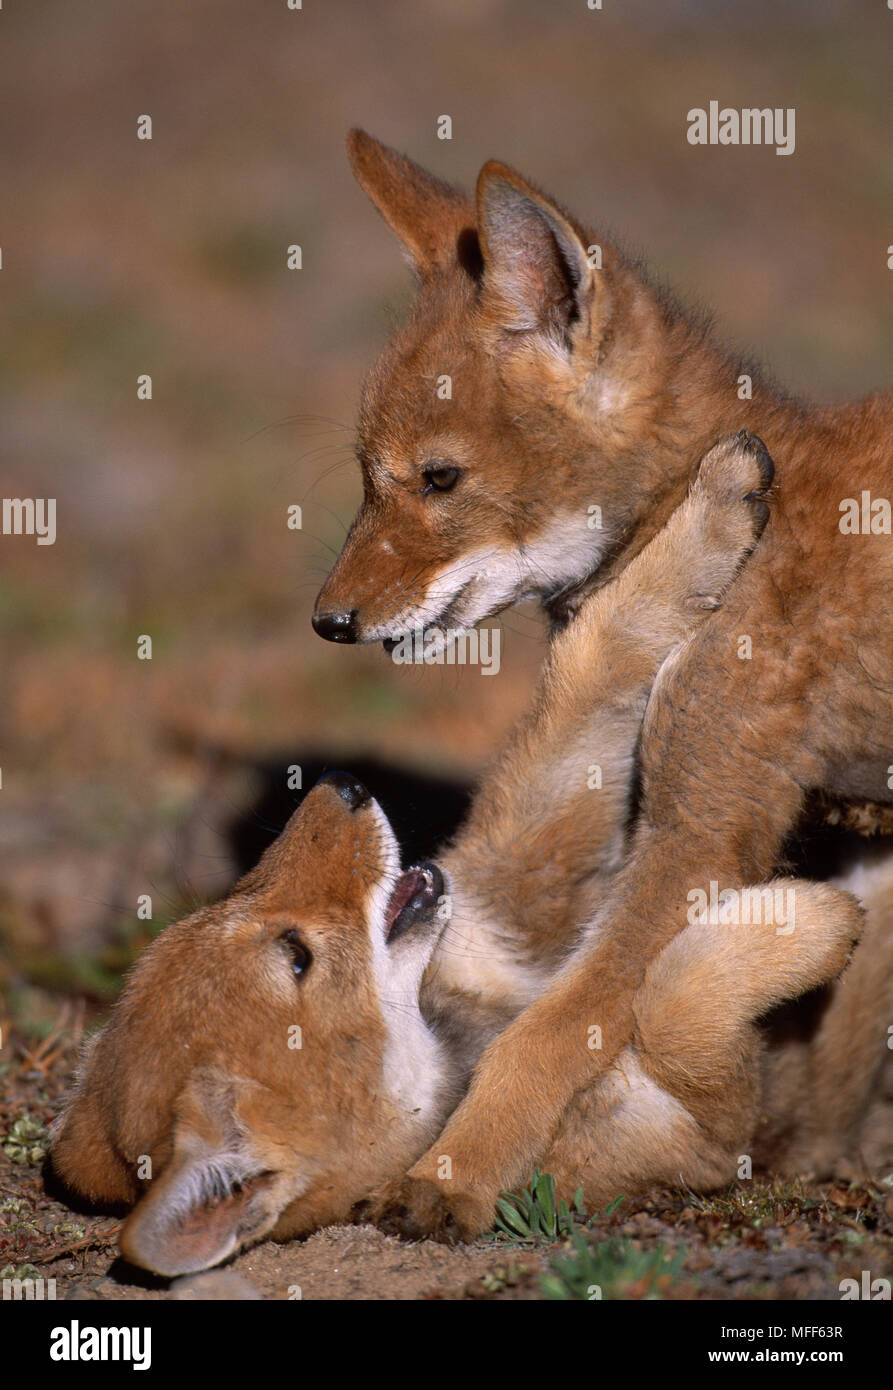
170 1271 263 1300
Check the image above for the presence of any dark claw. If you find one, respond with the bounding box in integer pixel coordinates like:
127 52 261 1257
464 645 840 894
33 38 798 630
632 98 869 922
741 432 776 489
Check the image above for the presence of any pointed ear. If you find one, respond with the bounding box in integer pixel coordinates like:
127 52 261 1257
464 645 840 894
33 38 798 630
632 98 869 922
119 1075 294 1277
347 128 477 277
476 161 597 338
119 1143 282 1277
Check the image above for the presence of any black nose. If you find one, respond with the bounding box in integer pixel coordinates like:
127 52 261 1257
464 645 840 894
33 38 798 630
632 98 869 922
312 609 359 643
318 771 371 811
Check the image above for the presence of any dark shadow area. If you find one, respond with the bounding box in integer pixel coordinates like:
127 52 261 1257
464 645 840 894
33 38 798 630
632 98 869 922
783 811 893 883
103 1256 172 1292
227 751 474 876
226 754 890 885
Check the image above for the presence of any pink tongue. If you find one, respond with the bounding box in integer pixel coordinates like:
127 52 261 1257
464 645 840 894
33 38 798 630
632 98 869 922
385 869 425 931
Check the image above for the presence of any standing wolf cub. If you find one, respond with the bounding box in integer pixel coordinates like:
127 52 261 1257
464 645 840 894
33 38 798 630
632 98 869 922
314 132 893 1239
53 442 893 1274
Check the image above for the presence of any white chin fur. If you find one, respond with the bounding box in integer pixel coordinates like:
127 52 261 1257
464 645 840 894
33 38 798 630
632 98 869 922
360 513 610 642
363 802 448 1124
363 801 440 990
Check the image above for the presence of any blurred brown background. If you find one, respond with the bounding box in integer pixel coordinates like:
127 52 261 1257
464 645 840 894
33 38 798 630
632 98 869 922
1 0 891 1031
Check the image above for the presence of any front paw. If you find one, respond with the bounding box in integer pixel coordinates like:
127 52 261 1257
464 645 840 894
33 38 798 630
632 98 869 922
356 1174 493 1244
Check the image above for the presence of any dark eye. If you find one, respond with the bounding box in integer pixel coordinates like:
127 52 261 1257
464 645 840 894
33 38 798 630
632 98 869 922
280 929 312 978
421 462 460 495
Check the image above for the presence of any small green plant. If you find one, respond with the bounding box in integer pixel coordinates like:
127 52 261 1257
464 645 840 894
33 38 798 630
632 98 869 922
2 1114 49 1165
0 1196 30 1218
478 1260 532 1295
0 1263 40 1283
491 1170 587 1243
540 1230 685 1300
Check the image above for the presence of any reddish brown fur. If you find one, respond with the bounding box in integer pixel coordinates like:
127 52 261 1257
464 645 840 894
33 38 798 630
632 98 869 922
52 778 451 1274
52 445 892 1273
316 133 893 1240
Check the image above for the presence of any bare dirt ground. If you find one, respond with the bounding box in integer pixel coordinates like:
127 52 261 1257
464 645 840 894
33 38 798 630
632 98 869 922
2 1028 890 1301
2 0 893 1306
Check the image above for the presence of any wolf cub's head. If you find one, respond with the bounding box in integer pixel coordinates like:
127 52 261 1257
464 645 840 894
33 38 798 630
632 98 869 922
51 773 450 1276
313 131 670 647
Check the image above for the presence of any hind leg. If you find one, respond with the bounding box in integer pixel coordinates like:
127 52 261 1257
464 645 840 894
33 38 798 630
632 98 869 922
543 880 864 1209
757 856 893 1173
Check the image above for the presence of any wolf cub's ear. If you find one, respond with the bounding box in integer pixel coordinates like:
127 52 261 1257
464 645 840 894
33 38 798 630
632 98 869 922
347 128 475 278
119 1143 280 1278
119 1072 292 1277
476 162 598 340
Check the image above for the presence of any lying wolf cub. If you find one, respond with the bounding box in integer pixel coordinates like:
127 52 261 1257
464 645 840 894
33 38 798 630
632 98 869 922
52 435 893 1274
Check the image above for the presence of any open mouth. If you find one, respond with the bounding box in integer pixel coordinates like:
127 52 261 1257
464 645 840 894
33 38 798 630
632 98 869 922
384 861 444 943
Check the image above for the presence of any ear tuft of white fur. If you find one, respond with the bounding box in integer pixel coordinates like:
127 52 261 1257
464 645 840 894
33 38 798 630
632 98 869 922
119 1146 283 1278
